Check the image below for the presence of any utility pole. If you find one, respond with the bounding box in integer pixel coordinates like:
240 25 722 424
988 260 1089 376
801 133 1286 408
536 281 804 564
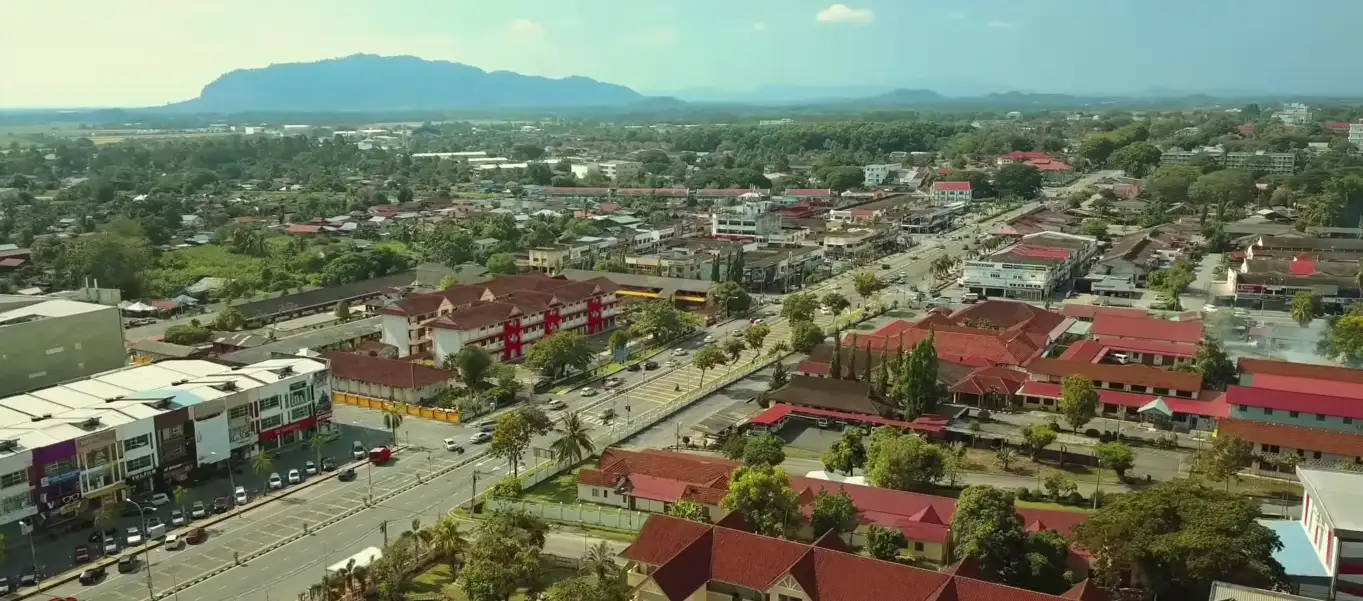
380 520 389 547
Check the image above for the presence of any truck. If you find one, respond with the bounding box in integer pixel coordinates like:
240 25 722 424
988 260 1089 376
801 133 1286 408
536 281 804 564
327 547 383 576
368 446 392 465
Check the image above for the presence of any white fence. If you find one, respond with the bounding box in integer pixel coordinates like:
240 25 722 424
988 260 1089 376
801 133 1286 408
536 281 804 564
486 498 651 531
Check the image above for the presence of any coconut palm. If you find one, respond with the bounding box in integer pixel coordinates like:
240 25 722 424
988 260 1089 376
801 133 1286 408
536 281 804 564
310 433 327 468
382 403 404 445
550 411 596 466
430 514 468 566
580 541 620 581
252 452 274 486
173 486 189 516
994 447 1018 471
94 502 119 531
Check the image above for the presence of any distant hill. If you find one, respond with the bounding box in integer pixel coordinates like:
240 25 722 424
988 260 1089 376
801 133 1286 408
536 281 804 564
162 54 646 113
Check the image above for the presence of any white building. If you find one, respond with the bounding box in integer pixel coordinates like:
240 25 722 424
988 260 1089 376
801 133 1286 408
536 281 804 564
599 160 643 182
0 297 128 398
570 162 601 179
930 181 972 205
1292 466 1363 601
1349 121 1363 150
963 232 1098 301
862 164 898 187
411 151 489 159
1274 103 1312 126
710 203 783 241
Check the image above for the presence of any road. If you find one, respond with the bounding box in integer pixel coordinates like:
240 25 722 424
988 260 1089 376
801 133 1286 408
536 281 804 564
42 200 1036 601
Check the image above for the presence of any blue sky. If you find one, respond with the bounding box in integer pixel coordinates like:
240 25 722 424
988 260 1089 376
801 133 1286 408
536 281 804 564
0 0 1355 107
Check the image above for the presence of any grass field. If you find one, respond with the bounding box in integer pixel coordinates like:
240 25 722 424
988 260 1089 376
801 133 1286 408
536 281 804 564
523 471 580 505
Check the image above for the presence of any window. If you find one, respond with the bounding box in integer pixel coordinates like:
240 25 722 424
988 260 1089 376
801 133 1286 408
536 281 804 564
1289 411 1299 418
229 405 251 420
290 405 312 421
160 425 183 441
1313 451 1323 459
122 434 151 452
258 396 281 411
913 541 925 552
260 415 283 430
0 470 26 488
0 492 27 513
44 459 76 476
1346 418 1354 425
1263 408 1274 415
125 455 153 473
288 390 310 408
1317 414 1326 421
591 489 599 497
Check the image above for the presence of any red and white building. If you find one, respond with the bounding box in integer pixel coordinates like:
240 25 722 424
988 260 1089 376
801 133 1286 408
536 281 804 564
379 273 621 361
998 151 1052 166
931 181 972 205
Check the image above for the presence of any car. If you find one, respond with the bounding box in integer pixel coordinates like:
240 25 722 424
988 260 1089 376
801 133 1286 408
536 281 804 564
73 544 90 563
580 387 598 397
17 566 38 587
102 534 119 555
671 348 687 356
0 576 11 594
337 468 357 482
643 360 659 370
625 362 641 372
470 431 492 444
164 533 183 550
287 469 302 485
1202 304 1218 312
126 527 143 546
352 441 367 460
881 263 891 269
369 447 392 464
87 530 102 544
233 485 249 505
532 378 553 393
604 378 622 388
305 461 318 476
664 360 678 368
170 509 186 527
145 516 163 529
213 497 230 513
477 419 497 432
190 501 207 519
149 492 170 506
731 329 744 337
703 335 715 343
79 564 106 585
268 472 283 489
185 527 207 544
749 317 763 324
117 555 137 574
546 399 567 410
442 438 465 453
321 457 337 471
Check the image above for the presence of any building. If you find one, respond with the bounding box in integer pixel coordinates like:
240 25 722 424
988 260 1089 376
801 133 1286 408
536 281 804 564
625 248 712 280
963 232 1098 301
931 181 972 204
822 225 898 266
379 273 621 360
1160 148 1296 174
598 160 643 182
736 246 827 292
863 164 899 187
1216 360 1363 474
998 151 1052 166
1274 103 1313 126
0 357 328 530
1230 254 1362 311
322 351 454 405
1090 313 1202 346
1283 466 1363 600
710 203 783 241
0 297 127 398
232 272 414 328
1349 121 1363 150
558 269 714 309
1020 358 1223 431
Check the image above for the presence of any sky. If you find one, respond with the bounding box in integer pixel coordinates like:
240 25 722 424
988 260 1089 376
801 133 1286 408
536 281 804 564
0 0 1358 108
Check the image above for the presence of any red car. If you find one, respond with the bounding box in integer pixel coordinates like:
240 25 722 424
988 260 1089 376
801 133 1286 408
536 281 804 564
368 447 392 465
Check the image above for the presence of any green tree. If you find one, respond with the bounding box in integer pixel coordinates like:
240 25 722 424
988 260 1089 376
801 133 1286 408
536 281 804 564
951 486 1027 583
1043 472 1077 499
821 428 867 475
852 271 886 302
780 292 820 323
429 514 468 567
744 324 771 359
995 163 1044 199
252 451 274 484
607 330 632 358
1189 169 1256 224
211 306 247 331
1147 164 1201 205
710 280 752 316
1072 479 1287 600
810 490 859 537
828 332 844 381
742 434 786 467
1190 337 1238 390
173 486 189 516
1094 442 1134 478
665 499 710 523
789 321 825 353
1078 135 1118 166
821 166 866 192
549 411 595 467
692 345 729 387
629 301 701 342
769 359 789 389
1334 314 1363 366
1021 423 1058 458
458 510 548 601
525 331 593 378
1291 291 1318 326
720 434 748 461
864 525 907 561
719 465 803 537
821 292 850 316
489 408 552 477
163 324 212 345
1107 141 1163 178
723 337 746 364
382 403 404 445
333 299 353 323
1195 434 1255 490
866 433 946 491
450 346 495 389
1058 375 1099 432
485 252 519 275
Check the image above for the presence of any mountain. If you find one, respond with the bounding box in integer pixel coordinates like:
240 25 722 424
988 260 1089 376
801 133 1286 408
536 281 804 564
855 88 949 105
163 54 646 113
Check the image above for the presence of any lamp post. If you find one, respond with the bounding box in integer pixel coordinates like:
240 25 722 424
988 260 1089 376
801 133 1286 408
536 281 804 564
125 499 156 599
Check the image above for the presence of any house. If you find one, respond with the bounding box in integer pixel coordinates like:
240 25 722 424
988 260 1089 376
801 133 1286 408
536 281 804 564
1090 313 1202 346
322 351 454 404
1019 358 1223 431
232 272 414 328
931 181 972 204
998 151 1052 166
286 224 324 236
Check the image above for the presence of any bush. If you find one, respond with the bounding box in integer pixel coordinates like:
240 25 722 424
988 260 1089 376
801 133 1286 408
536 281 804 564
1083 428 1101 438
1015 487 1032 501
1065 491 1086 506
1091 489 1108 508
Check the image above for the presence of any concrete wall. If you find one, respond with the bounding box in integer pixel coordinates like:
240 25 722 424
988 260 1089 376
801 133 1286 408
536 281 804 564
0 306 126 397
1232 403 1363 436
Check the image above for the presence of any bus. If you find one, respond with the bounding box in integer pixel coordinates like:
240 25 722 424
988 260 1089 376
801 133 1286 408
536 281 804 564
327 547 383 576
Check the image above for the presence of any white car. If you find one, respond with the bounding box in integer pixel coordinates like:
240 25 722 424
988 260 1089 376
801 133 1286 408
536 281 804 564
233 486 248 505
443 438 463 451
149 492 170 506
190 501 207 519
287 469 302 485
546 399 567 410
664 360 678 368
604 378 622 389
470 431 492 444
580 387 598 397
125 527 143 546
268 473 283 489
165 533 183 550
703 335 715 343
1202 304 1218 312
305 461 318 476
672 348 688 356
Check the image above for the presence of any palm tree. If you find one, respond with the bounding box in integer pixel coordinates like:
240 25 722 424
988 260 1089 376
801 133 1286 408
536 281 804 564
550 411 596 467
252 452 275 489
382 403 404 445
173 487 189 517
310 433 327 468
994 447 1018 471
580 541 620 581
94 502 119 531
430 514 468 566
767 340 790 357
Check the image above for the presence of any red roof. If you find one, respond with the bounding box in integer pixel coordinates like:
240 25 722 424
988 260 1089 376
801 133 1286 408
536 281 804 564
596 202 621 213
624 514 1079 601
1008 246 1072 261
934 182 972 192
1058 340 1105 362
1226 385 1363 420
286 224 323 234
577 448 737 501
951 366 1028 396
1289 256 1318 276
748 403 946 435
1017 381 1227 417
322 351 454 389
784 189 834 197
615 188 688 197
1004 152 1051 161
1026 358 1203 392
1326 122 1352 132
1091 314 1202 345
1238 359 1363 399
542 186 609 195
0 258 25 268
1093 337 1198 359
1023 159 1073 172
1059 305 1148 321
1218 419 1363 458
696 188 763 197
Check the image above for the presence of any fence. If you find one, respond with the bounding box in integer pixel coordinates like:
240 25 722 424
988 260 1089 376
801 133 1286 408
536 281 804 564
331 392 461 424
486 498 651 531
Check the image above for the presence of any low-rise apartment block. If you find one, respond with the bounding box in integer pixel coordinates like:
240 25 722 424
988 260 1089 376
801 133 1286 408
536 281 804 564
931 181 972 204
963 232 1097 301
0 297 128 398
1218 359 1363 475
1160 147 1296 174
711 202 784 241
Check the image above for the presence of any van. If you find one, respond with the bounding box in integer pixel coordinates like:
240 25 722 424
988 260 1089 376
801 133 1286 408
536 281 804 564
962 292 980 304
145 523 166 540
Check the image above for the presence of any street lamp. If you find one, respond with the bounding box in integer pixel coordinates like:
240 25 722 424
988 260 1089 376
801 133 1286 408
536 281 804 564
124 498 156 599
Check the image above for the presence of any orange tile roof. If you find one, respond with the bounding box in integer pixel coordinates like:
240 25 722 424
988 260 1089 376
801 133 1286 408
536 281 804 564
1026 358 1203 392
1238 358 1363 385
1218 419 1363 458
322 351 454 389
1091 314 1202 345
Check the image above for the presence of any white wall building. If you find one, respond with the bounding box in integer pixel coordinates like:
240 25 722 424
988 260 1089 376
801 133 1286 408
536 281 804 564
599 160 643 182
1349 121 1363 150
1274 103 1312 126
711 203 783 241
963 232 1098 301
863 164 898 187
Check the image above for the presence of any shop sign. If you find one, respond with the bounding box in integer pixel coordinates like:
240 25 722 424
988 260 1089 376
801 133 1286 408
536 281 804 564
40 470 80 487
290 381 308 391
43 491 83 511
258 416 316 442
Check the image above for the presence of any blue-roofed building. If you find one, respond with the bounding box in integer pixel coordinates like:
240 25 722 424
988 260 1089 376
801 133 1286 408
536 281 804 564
1259 519 1332 599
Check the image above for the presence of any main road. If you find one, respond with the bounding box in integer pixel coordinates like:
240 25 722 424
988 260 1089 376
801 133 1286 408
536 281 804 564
41 200 1037 601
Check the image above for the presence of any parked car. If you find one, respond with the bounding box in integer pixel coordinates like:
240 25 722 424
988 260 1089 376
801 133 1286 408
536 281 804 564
268 472 283 489
213 497 230 513
0 576 11 593
190 501 207 519
304 461 318 476
337 468 357 482
625 363 641 372
73 544 90 563
287 469 301 485
149 492 170 506
351 441 367 460
477 419 497 432
102 534 119 555
470 431 492 444
321 457 337 471
117 555 136 574
17 566 38 587
443 438 465 453
79 565 106 585
145 516 163 529
125 527 143 546
546 399 566 410
233 485 249 505
185 527 207 544
170 509 186 527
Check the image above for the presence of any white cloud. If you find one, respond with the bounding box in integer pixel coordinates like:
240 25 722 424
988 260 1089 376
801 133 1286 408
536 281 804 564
507 18 545 43
753 22 768 32
625 27 679 47
816 4 873 24
986 20 1019 29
